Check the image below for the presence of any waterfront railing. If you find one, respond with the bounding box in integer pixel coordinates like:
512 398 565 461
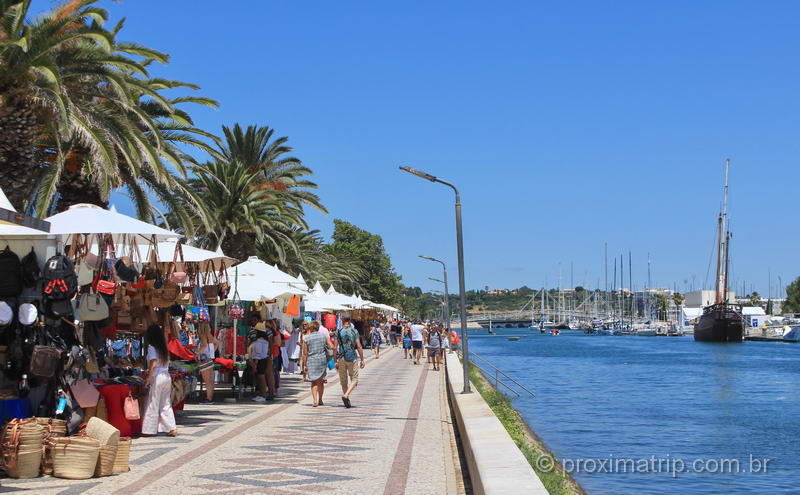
466 350 535 398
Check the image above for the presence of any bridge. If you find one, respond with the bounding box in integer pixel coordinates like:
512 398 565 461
467 309 602 328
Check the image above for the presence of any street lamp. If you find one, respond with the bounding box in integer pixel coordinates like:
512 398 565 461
429 277 448 322
419 255 451 333
401 165 471 393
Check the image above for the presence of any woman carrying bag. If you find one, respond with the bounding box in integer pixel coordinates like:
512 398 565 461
142 324 177 437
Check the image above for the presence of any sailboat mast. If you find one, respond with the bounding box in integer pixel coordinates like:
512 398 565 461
604 242 609 318
628 251 633 322
715 159 731 304
722 158 731 302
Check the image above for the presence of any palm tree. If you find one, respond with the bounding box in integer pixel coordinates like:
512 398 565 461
0 0 217 221
215 124 327 215
180 159 307 261
1 0 115 210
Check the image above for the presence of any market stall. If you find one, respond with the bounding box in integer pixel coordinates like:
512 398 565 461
0 199 242 481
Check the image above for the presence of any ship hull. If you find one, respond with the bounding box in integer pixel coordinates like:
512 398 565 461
693 304 744 342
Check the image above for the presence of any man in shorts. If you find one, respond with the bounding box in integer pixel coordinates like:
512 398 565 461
335 317 365 408
410 320 425 365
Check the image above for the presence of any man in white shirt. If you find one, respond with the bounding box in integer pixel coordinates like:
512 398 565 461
410 320 425 365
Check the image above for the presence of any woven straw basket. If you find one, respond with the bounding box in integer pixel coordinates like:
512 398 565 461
85 417 120 446
51 436 100 480
2 419 45 479
34 418 67 438
94 444 118 477
112 437 131 473
35 417 66 476
10 449 42 479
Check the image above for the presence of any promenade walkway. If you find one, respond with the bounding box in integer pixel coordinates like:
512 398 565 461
3 347 464 495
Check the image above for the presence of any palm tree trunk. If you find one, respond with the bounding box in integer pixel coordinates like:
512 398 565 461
55 170 107 212
222 232 257 262
0 93 40 211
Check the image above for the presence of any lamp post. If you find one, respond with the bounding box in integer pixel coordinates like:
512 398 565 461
430 289 445 321
419 255 451 333
429 277 448 323
401 166 471 393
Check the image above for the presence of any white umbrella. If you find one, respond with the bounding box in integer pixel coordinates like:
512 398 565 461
0 187 51 236
228 256 306 301
45 203 176 243
305 282 349 311
150 238 236 272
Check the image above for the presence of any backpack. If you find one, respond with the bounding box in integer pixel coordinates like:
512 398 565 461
0 247 22 297
20 248 39 289
42 254 77 301
337 327 357 362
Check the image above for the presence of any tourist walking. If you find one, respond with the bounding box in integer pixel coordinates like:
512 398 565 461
142 324 177 437
302 322 335 407
336 317 365 408
410 320 425 365
402 322 412 359
196 321 220 405
426 324 442 371
370 322 383 359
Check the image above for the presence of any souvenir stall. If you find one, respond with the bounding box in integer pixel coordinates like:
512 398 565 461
0 201 235 481
0 198 138 479
303 282 350 332
223 257 307 396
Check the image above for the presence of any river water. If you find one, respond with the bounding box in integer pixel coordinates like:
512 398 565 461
468 328 799 495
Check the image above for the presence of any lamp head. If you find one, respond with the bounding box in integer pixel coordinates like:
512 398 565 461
399 165 437 182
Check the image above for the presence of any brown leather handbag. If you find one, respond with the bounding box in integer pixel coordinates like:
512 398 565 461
30 346 61 378
201 261 219 304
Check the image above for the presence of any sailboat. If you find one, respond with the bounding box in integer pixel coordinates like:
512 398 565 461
694 159 744 343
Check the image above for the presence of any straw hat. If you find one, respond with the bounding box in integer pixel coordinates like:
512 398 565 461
85 417 120 446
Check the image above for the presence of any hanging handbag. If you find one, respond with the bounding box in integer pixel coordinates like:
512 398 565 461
202 261 219 304
142 235 160 281
177 289 193 306
217 260 230 300
168 244 187 284
114 236 140 283
30 345 61 378
123 392 139 421
78 294 109 321
114 259 138 283
95 279 115 296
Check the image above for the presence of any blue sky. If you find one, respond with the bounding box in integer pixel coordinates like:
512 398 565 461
96 0 798 296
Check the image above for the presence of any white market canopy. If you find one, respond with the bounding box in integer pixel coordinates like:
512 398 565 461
143 238 236 272
303 281 347 311
0 187 52 236
227 256 307 301
45 203 176 243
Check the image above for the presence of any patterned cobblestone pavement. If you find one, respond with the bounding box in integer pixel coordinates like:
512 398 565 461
1 347 462 495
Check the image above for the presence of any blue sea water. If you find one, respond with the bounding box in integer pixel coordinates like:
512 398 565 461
468 329 799 495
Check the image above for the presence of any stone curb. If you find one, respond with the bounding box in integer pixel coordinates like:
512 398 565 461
446 352 548 495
